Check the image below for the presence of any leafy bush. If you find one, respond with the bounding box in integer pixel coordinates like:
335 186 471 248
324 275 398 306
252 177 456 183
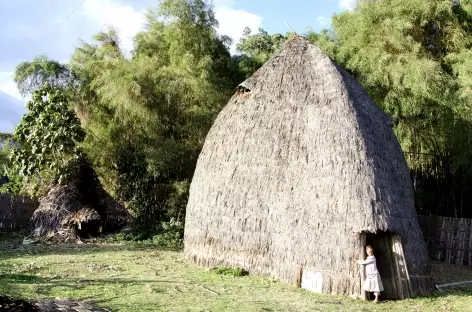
151 218 184 248
9 85 85 198
0 140 23 195
212 267 249 277
0 164 23 195
105 218 183 249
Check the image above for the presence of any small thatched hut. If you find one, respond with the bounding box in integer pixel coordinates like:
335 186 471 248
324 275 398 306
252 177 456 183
29 157 129 242
184 36 434 299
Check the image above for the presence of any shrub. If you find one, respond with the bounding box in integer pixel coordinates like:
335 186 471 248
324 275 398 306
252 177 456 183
212 267 249 277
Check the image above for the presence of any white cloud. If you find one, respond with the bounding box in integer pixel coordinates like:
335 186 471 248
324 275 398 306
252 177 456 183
214 6 263 53
81 0 146 57
0 72 23 101
339 0 357 11
80 0 262 55
317 16 330 26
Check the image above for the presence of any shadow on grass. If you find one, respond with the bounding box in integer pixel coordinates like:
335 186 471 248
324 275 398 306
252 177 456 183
2 272 472 295
0 274 43 284
0 273 180 311
1 273 187 287
0 230 181 261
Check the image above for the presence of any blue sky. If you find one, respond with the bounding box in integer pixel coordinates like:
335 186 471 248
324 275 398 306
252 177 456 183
0 0 354 123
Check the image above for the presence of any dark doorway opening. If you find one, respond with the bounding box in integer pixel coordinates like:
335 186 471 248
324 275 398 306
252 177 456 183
76 219 102 239
366 232 399 299
360 231 412 300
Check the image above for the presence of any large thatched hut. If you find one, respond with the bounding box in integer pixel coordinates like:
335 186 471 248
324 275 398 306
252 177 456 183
184 36 434 299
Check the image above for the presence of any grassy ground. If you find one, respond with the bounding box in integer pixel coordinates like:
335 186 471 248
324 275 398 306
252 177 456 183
1 231 472 312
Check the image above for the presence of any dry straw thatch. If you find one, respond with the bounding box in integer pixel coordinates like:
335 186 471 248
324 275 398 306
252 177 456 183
184 36 434 298
29 157 129 242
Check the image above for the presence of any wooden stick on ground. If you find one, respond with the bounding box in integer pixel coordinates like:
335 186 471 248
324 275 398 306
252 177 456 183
200 285 219 295
436 280 472 288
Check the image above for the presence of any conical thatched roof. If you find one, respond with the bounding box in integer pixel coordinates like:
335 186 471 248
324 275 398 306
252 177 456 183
30 157 129 242
184 36 434 298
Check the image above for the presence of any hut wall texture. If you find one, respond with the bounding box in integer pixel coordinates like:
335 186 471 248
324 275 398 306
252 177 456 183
184 37 433 297
0 194 37 229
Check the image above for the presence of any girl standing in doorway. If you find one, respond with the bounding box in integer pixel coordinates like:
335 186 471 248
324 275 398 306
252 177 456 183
358 245 384 303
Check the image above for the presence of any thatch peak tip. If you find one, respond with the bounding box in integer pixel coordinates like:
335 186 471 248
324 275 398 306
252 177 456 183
281 35 317 50
287 34 307 42
235 35 324 92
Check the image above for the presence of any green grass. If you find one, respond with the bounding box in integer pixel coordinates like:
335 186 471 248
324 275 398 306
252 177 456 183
1 231 472 312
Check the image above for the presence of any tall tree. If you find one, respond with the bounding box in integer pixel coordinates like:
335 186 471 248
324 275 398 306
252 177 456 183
235 27 288 77
67 0 241 230
14 55 76 97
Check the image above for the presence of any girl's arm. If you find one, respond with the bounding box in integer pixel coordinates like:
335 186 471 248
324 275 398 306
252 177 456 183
358 256 375 265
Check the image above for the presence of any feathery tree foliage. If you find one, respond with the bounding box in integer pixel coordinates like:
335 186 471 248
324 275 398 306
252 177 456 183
12 0 242 234
14 55 76 97
235 27 288 78
0 133 13 142
68 0 241 232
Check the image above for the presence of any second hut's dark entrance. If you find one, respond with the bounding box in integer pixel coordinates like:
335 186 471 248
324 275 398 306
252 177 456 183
360 231 412 300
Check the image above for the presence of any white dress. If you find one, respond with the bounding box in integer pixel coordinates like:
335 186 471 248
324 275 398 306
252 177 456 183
359 255 384 292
